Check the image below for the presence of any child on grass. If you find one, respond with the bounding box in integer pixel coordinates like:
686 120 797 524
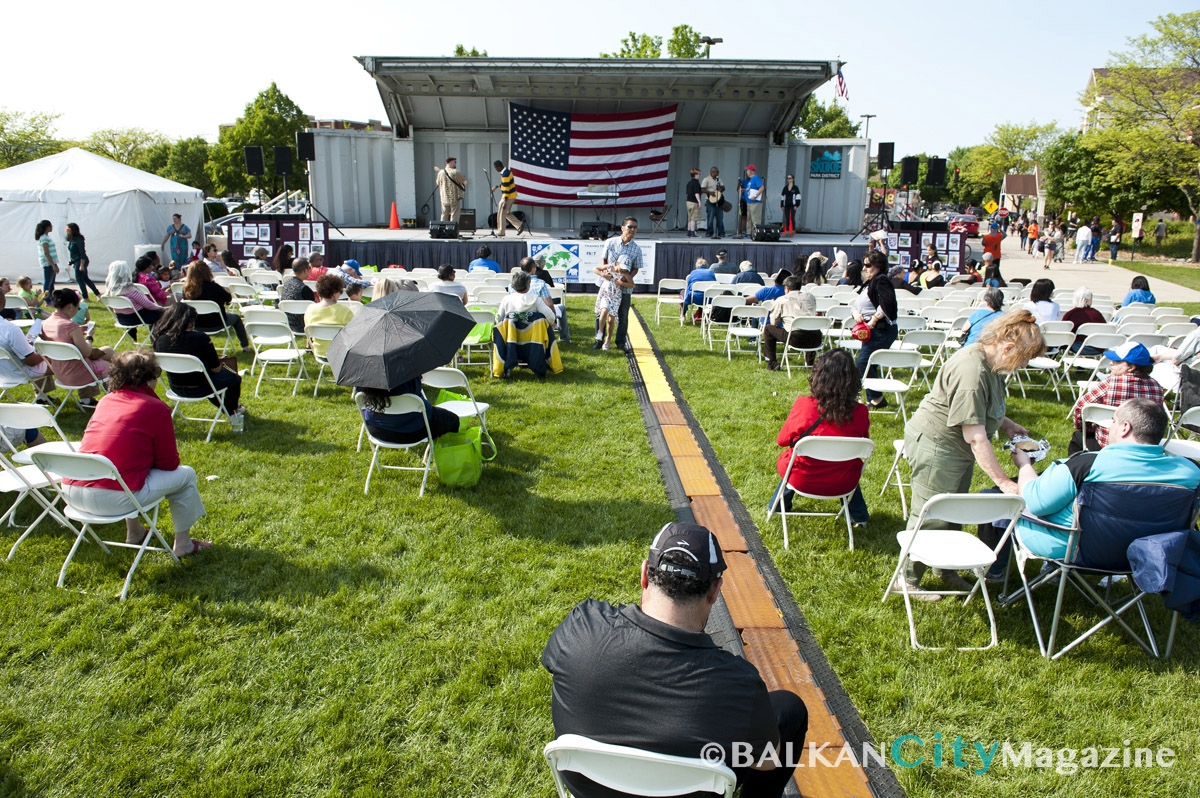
594 258 628 351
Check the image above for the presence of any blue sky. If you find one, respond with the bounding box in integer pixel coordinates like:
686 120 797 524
4 0 1190 160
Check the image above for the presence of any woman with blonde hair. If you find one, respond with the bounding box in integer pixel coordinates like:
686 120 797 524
896 309 1045 598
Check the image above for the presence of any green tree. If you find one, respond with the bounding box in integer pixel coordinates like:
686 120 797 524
947 144 1006 206
665 25 703 58
165 137 213 194
984 121 1060 174
453 44 488 57
0 109 64 167
789 97 860 139
134 141 172 176
601 31 663 58
83 127 168 165
207 83 308 196
1085 11 1200 260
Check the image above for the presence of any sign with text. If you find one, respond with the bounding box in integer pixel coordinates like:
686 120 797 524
810 147 844 180
528 239 656 285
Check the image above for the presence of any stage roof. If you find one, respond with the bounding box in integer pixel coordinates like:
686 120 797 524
356 57 841 142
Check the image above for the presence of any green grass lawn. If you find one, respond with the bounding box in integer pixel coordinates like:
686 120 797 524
0 302 670 797
637 299 1199 798
1114 261 1200 294
2 298 1197 797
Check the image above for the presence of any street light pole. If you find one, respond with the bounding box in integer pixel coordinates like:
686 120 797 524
860 113 876 141
698 35 723 59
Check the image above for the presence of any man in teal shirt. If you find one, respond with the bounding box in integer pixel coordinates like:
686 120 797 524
1006 398 1200 565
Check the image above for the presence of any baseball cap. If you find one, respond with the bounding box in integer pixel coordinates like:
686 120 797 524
745 164 756 172
343 259 361 274
648 522 726 581
1103 341 1152 366
990 222 999 229
716 249 728 258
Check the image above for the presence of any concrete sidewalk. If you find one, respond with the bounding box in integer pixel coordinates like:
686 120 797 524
989 232 1200 303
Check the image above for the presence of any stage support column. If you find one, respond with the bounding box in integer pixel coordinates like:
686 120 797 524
393 137 417 222
765 135 789 227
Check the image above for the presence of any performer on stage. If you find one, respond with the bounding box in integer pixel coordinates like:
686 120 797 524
701 166 725 239
744 164 764 238
491 160 526 237
781 174 801 235
684 168 703 239
434 156 466 223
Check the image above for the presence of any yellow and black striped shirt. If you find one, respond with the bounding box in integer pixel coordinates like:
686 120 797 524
500 168 517 200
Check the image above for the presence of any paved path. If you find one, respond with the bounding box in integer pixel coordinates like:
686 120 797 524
991 232 1200 303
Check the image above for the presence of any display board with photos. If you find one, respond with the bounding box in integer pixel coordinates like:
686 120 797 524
884 222 967 276
226 214 327 264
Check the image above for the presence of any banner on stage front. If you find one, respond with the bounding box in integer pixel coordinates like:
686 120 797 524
528 240 656 285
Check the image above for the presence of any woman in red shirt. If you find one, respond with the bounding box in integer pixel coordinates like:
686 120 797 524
60 350 211 557
772 348 872 525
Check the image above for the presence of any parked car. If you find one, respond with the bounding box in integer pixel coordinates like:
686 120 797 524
965 206 986 220
949 214 980 237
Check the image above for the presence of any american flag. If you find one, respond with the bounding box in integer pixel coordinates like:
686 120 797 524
509 103 677 207
835 69 849 100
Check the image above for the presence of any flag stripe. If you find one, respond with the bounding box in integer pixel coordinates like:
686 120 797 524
510 102 676 209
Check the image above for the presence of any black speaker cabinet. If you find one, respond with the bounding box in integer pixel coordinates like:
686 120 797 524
274 146 293 176
751 223 782 242
877 142 895 170
580 221 615 240
429 221 459 239
296 131 316 161
459 209 476 231
244 146 265 176
926 157 947 187
899 157 919 185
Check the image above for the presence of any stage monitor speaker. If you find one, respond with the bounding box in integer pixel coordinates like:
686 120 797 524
459 209 476 231
296 131 315 161
429 221 459 239
274 146 293 176
244 146 264 176
877 142 895 170
580 221 615 240
751 223 782 242
488 210 527 230
900 156 919 185
926 157 947 187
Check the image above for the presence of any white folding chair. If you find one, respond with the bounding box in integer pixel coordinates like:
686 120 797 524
861 349 923 421
245 321 310 397
879 439 910 517
780 316 831 376
1078 402 1118 451
305 323 345 396
471 287 507 305
1076 322 1116 338
882 493 1026 651
0 413 76 560
243 307 289 326
460 309 496 367
0 346 52 403
184 299 234 355
100 295 151 349
1158 322 1196 339
155 352 233 443
0 400 77 468
1014 330 1076 400
724 306 769 359
766 436 875 550
1062 333 1126 402
893 330 947 390
699 285 734 338
355 393 434 496
30 340 106 419
544 734 735 798
704 296 744 349
422 367 494 457
228 282 260 309
31 450 181 601
1041 320 1073 334
655 279 687 325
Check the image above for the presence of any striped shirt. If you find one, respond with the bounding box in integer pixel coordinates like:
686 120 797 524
37 234 57 268
500 168 517 200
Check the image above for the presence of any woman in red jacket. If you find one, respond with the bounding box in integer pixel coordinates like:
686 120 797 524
773 348 871 525
60 350 211 557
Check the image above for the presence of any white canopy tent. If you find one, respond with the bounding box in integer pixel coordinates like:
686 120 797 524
0 148 203 282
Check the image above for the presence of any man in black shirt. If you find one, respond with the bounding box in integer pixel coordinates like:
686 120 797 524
278 257 315 334
543 522 808 798
685 168 704 239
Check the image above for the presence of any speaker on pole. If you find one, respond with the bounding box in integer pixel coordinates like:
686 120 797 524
274 146 293 177
296 131 316 162
877 142 895 171
900 157 919 185
244 146 265 176
926 157 947 187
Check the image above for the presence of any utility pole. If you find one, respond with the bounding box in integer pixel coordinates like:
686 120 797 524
859 114 876 141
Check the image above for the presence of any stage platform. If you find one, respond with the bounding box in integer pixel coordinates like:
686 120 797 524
327 226 868 286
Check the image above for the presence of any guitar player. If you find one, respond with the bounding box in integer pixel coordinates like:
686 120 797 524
701 166 725 239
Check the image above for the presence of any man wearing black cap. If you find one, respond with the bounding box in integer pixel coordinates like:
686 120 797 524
542 522 808 798
711 249 737 276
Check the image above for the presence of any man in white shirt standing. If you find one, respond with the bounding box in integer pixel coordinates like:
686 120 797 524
1074 221 1092 263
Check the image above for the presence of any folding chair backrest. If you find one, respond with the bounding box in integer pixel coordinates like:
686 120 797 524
0 401 62 434
729 306 768 324
787 315 830 332
1076 322 1115 337
30 451 133 497
245 321 297 347
355 391 427 418
791 435 875 463
658 279 687 293
894 315 926 332
306 324 343 345
154 351 208 376
1041 321 1073 334
1079 333 1126 352
867 349 922 370
901 330 946 349
544 734 736 798
1040 331 1077 351
1117 322 1156 336
472 288 507 304
825 305 853 323
184 299 223 317
422 366 471 393
101 295 137 314
33 339 88 365
1152 306 1184 318
5 295 29 312
244 307 288 325
1075 482 1199 571
1127 333 1168 349
248 271 282 287
709 296 743 312
701 285 730 304
277 300 312 315
918 493 1026 527
131 283 152 297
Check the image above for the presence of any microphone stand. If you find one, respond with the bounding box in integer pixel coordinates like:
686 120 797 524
604 165 621 230
733 177 745 240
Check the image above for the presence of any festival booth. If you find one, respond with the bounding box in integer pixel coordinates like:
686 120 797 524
0 148 204 280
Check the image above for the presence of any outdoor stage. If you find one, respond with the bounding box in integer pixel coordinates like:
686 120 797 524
327 226 869 286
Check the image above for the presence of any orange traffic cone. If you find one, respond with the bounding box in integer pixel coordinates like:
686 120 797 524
389 202 400 230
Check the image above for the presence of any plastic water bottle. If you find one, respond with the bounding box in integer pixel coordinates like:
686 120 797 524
230 411 244 433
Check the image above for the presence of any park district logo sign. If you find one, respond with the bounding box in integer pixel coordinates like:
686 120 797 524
810 148 843 179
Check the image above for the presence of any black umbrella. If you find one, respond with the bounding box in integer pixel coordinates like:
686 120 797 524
326 290 478 390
